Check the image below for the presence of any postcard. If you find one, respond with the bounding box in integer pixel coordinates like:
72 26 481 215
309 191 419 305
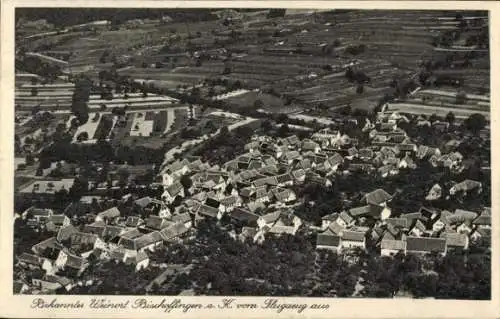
0 1 499 318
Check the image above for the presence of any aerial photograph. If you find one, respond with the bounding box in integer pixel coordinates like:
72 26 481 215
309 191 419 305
13 8 491 299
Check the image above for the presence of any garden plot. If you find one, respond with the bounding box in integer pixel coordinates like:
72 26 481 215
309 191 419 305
129 112 154 137
71 113 102 142
387 102 490 119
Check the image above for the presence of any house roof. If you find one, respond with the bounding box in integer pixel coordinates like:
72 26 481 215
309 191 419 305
349 205 374 217
405 236 446 253
276 173 293 184
120 228 143 240
381 239 406 251
338 211 354 224
48 214 68 225
365 189 392 206
385 218 408 229
145 216 173 230
341 230 365 242
454 209 478 221
325 221 344 236
18 252 43 266
159 222 189 241
442 232 468 247
247 201 266 213
57 225 78 242
259 211 281 224
321 213 339 221
473 215 491 226
165 182 183 197
134 196 153 208
82 223 107 237
135 231 163 250
97 207 120 219
171 213 191 224
197 204 219 218
268 225 296 235
230 208 259 223
452 179 482 192
316 233 341 247
125 216 143 227
65 253 87 270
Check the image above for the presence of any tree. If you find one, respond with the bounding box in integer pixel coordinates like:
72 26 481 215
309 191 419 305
464 113 486 134
261 119 273 132
76 131 89 142
356 85 364 94
254 99 264 109
278 123 290 137
31 87 38 96
456 91 467 105
446 111 455 125
180 175 193 190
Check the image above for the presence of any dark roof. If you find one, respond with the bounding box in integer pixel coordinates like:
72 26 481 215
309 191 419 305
341 230 365 242
316 234 341 247
159 223 189 241
405 236 446 253
197 204 219 218
145 216 172 230
230 208 259 223
385 218 408 228
473 215 491 226
171 213 191 224
365 189 392 206
97 207 120 219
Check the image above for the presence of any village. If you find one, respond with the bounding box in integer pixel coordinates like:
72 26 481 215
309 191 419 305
13 9 490 298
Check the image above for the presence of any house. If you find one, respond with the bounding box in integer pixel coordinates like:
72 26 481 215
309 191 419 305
55 250 89 277
291 169 306 183
13 281 29 294
144 216 173 231
230 208 259 227
409 219 427 237
316 232 341 251
257 211 302 230
425 184 442 201
472 215 491 229
380 239 406 256
441 232 469 251
159 222 190 243
301 139 321 153
267 225 298 236
125 251 150 271
22 206 54 225
349 205 383 219
336 211 355 228
171 212 193 229
271 188 297 204
398 154 416 169
340 230 366 251
17 253 49 270
254 186 270 203
364 189 393 207
95 207 121 223
196 204 222 220
119 231 163 256
321 213 339 229
125 216 144 228
63 231 106 257
162 182 185 204
276 173 294 187
405 236 447 256
469 227 491 246
417 145 441 160
449 179 482 196
45 214 71 232
432 210 453 232
456 220 474 235
385 218 409 230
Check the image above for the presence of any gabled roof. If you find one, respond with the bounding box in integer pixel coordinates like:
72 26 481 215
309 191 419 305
65 253 87 270
82 223 106 237
321 213 339 221
57 225 78 242
165 182 183 197
230 208 259 223
349 205 373 217
324 221 343 236
405 236 446 253
338 211 354 224
341 230 365 242
454 209 479 221
473 215 491 226
268 225 296 235
18 252 43 266
385 218 408 229
171 212 191 224
381 239 406 251
48 214 69 225
125 216 144 228
97 207 120 219
159 223 189 241
134 196 154 208
365 189 392 206
145 216 173 230
135 231 163 250
259 211 281 224
442 232 468 247
412 219 427 232
197 204 219 218
316 233 341 247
